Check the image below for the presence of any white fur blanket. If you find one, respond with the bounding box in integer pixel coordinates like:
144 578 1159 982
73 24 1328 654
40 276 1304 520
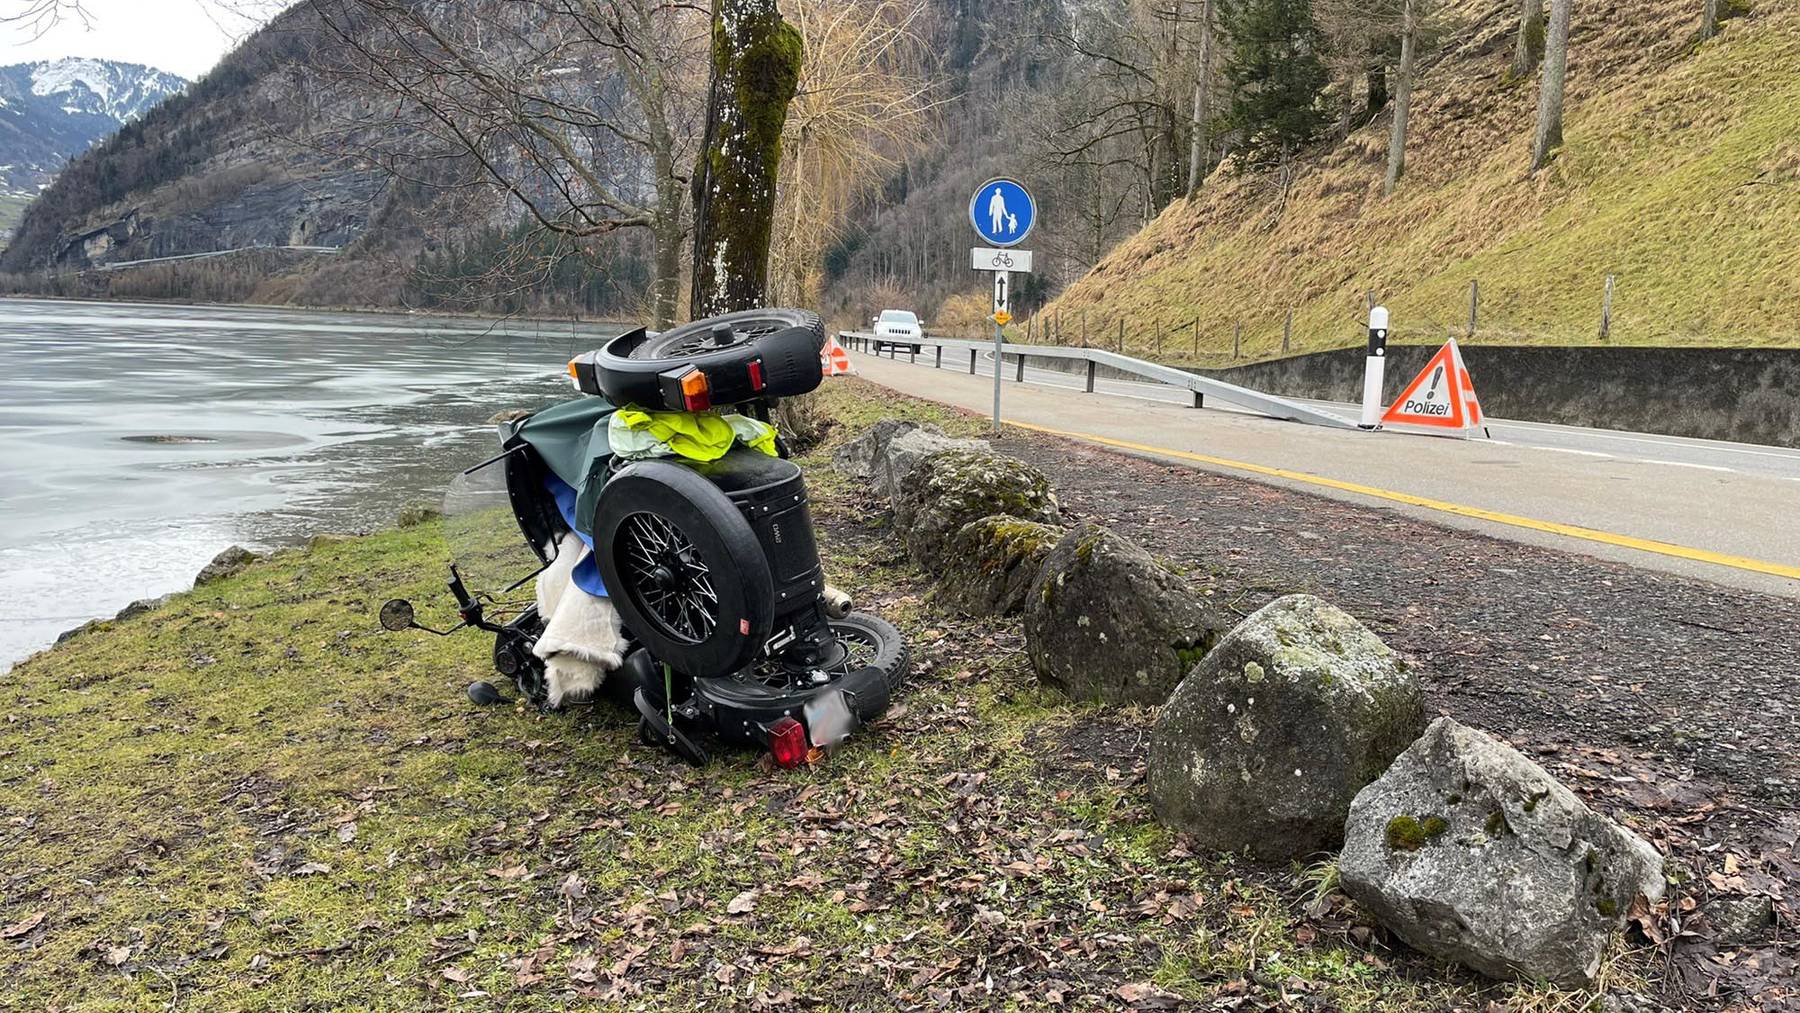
532 531 625 707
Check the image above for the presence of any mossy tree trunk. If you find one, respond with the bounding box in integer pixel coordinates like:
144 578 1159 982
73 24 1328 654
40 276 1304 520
1384 0 1417 195
689 0 804 318
1529 0 1573 173
1512 0 1546 77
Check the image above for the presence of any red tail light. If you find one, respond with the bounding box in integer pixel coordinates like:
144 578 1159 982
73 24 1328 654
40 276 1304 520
768 717 808 768
747 358 766 392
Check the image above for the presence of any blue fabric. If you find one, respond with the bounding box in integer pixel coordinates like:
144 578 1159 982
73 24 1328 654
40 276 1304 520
545 473 609 598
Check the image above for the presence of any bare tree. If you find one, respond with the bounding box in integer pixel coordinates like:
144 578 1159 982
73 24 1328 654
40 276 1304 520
1512 0 1545 76
767 0 934 306
0 0 91 38
306 0 706 326
1530 0 1573 172
1384 0 1416 194
1185 0 1216 195
1699 0 1721 40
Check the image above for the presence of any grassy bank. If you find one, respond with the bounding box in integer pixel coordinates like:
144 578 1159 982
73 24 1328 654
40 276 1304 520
0 384 1633 1010
1033 1 1800 362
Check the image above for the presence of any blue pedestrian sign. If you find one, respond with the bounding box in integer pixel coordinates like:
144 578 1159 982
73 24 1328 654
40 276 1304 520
968 177 1035 248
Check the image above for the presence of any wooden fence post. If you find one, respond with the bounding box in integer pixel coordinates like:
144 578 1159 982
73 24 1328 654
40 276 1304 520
1117 317 1125 352
1232 321 1242 360
1282 310 1293 354
1192 317 1200 356
1155 319 1162 356
1599 275 1615 340
1468 279 1479 339
1080 310 1088 348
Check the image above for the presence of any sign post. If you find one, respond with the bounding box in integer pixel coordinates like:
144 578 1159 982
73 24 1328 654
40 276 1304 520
968 177 1036 433
1360 305 1389 430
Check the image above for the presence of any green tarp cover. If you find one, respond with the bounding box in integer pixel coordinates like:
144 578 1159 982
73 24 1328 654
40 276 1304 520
515 395 617 538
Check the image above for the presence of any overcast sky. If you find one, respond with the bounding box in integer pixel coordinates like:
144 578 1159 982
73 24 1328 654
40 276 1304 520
4 1 289 80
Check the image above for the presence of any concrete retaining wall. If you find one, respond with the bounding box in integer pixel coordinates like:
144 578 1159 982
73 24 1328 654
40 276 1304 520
986 343 1800 448
1202 346 1800 449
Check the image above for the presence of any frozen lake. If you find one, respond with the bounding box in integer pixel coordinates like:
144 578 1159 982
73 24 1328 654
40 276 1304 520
0 297 622 668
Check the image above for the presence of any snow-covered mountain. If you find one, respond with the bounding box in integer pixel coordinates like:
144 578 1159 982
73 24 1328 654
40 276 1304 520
0 58 188 196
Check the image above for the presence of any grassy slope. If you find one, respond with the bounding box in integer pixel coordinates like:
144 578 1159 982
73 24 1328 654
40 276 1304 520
1038 0 1800 360
0 385 1632 1011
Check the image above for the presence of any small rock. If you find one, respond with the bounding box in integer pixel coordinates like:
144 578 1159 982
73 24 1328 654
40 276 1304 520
1023 523 1226 707
892 449 1059 569
934 515 1065 617
833 419 935 481
306 534 352 551
1705 894 1774 945
114 595 171 621
1339 717 1666 987
872 428 988 501
54 619 106 645
1148 594 1423 860
487 408 534 424
395 504 443 528
194 545 259 587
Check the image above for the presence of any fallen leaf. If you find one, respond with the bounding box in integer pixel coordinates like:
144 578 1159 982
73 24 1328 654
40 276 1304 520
558 872 587 901
292 861 331 876
337 822 358 844
441 966 471 983
0 912 45 939
103 945 133 966
727 890 758 915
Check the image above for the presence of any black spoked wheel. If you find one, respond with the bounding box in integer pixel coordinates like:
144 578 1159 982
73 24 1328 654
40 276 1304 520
616 511 720 644
741 612 909 695
629 311 817 361
594 459 774 678
592 309 827 407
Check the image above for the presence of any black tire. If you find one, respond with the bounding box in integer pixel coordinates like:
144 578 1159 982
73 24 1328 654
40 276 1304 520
829 612 909 693
593 460 775 678
593 309 826 408
694 611 907 745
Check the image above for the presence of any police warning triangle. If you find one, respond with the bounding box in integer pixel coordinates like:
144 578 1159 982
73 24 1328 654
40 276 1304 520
1380 338 1484 436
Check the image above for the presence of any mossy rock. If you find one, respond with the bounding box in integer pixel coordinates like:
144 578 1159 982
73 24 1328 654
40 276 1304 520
891 449 1058 568
932 515 1065 617
1147 594 1423 861
1023 522 1226 707
1339 718 1667 987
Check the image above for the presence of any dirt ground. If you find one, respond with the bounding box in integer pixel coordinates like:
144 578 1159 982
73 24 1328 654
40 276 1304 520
980 421 1798 1007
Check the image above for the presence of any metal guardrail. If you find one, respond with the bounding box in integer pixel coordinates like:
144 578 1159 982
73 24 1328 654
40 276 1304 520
91 245 343 272
840 330 1358 430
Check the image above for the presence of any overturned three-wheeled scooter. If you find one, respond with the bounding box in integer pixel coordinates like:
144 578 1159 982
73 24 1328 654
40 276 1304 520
379 309 907 767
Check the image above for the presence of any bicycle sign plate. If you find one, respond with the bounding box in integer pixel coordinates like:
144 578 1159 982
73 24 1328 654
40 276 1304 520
971 247 1033 273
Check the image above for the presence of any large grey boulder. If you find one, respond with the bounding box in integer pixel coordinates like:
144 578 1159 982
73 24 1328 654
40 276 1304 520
892 449 1059 569
194 545 259 587
873 428 988 501
833 419 931 482
1148 595 1424 861
1023 523 1227 707
1340 717 1666 987
934 515 1064 617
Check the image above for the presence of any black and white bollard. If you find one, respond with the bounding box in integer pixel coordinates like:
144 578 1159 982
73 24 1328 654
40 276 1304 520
1359 305 1389 430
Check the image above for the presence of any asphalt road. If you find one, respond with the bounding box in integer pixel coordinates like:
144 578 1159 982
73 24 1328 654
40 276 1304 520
850 348 1800 597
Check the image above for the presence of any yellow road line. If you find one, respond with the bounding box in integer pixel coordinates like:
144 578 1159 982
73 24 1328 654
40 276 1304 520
1004 419 1800 582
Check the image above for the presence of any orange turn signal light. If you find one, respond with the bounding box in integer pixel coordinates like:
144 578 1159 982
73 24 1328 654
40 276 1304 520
679 368 712 412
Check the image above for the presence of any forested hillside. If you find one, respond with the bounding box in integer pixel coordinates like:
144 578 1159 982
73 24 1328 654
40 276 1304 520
1022 0 1800 355
3 0 1793 350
